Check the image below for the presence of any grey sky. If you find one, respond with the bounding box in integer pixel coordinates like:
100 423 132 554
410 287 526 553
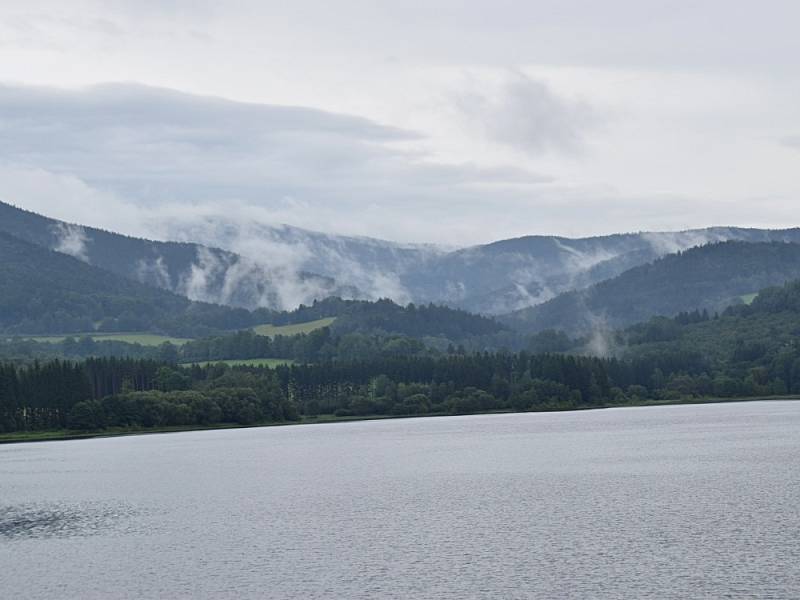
0 0 798 244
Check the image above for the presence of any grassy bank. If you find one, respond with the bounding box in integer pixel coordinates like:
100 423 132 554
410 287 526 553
2 394 798 445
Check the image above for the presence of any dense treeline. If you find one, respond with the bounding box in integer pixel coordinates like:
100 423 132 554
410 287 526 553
276 353 615 417
0 358 294 433
327 298 503 338
6 276 800 436
4 326 800 435
0 353 615 433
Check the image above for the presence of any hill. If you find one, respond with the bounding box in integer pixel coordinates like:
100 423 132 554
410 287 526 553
0 201 355 310
7 200 800 316
252 297 505 340
157 215 800 314
0 240 509 362
502 241 800 335
0 231 258 336
610 278 800 397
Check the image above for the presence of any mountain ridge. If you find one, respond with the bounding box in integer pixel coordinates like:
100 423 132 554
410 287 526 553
502 240 800 335
4 199 800 316
0 200 357 311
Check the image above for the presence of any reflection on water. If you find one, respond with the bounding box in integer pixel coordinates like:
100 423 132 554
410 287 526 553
0 503 139 540
1 401 799 599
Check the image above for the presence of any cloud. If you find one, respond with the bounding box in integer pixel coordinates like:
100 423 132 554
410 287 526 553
451 71 600 155
0 82 550 244
0 81 417 186
0 81 798 250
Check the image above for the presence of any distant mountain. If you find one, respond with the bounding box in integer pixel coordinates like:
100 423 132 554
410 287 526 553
0 201 357 311
501 241 800 335
407 229 800 314
0 231 260 336
0 229 508 344
5 200 800 315
160 218 443 304
162 215 800 314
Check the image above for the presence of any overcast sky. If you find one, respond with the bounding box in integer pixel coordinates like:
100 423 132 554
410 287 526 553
1 0 799 244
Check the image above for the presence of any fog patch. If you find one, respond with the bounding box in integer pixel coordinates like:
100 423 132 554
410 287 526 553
159 212 431 306
51 223 90 262
135 256 172 289
585 317 616 358
640 230 731 256
552 238 619 273
177 245 353 311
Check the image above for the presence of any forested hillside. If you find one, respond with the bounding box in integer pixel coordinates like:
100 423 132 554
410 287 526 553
0 201 352 310
0 244 509 358
402 228 800 314
7 200 800 316
0 231 256 336
326 298 503 338
604 278 800 398
504 241 800 335
5 278 800 437
623 278 800 362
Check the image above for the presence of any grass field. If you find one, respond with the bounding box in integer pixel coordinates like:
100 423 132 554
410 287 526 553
740 293 759 305
13 333 193 346
184 358 295 368
252 317 335 337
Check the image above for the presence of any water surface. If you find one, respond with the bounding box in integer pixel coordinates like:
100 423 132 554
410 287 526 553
2 401 799 598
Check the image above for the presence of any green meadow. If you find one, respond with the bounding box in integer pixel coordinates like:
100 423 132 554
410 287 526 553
739 292 759 305
252 317 335 337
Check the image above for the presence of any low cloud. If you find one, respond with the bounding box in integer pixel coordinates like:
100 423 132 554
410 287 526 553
51 222 90 262
0 82 797 251
0 82 550 244
135 256 172 289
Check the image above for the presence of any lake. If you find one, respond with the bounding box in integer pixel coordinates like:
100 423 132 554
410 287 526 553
2 401 799 599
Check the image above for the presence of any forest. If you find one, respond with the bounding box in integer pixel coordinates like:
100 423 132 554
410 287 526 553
506 241 800 335
0 228 506 345
5 215 800 439
0 353 615 434
4 276 800 437
3 311 800 435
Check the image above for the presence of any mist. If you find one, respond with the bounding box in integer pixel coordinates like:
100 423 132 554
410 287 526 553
51 223 90 262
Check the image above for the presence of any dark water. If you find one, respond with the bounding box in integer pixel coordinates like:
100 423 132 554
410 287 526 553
2 401 799 599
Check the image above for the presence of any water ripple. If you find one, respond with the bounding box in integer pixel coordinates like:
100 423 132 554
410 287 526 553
0 502 141 541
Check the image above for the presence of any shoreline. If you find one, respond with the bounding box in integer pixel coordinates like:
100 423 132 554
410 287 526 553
1 394 798 445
